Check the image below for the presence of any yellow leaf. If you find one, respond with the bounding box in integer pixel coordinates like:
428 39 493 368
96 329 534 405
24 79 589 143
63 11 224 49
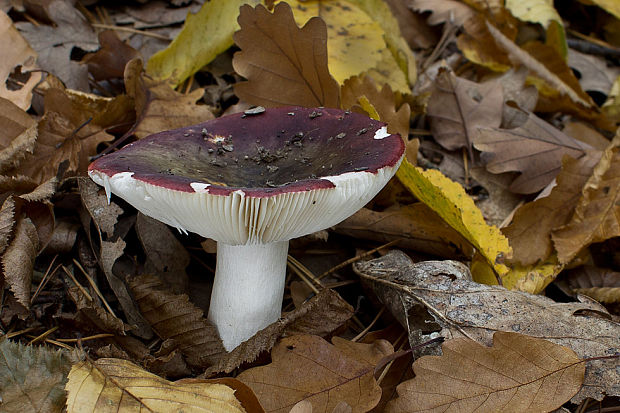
586 0 620 19
397 160 512 278
65 358 250 412
286 0 412 93
505 0 566 56
386 332 585 413
146 0 259 85
602 74 620 122
472 253 563 293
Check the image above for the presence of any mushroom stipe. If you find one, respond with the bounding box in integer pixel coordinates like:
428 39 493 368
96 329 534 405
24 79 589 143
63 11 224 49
89 106 405 350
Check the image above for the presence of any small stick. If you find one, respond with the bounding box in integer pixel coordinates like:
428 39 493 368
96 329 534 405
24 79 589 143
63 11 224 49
376 331 407 385
287 255 323 289
31 256 60 304
318 239 401 280
73 259 117 317
91 23 171 41
5 327 37 339
28 326 58 345
62 265 93 302
287 260 320 295
352 307 386 342
56 333 115 343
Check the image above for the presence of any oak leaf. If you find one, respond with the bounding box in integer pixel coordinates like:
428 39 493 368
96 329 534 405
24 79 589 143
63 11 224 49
232 3 340 108
427 67 503 157
552 134 620 264
475 110 590 194
65 357 253 412
237 335 390 413
386 332 585 412
355 250 620 403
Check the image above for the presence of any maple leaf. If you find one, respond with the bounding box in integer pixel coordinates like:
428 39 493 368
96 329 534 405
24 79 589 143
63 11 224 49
475 110 590 194
232 2 340 108
386 332 584 412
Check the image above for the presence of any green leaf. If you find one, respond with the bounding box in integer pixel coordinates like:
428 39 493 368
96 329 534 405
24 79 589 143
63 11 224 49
0 338 74 413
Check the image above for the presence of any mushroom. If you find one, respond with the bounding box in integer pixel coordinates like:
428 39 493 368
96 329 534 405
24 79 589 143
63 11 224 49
88 106 405 350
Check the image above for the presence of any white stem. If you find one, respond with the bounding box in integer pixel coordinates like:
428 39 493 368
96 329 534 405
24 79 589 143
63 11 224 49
207 241 289 351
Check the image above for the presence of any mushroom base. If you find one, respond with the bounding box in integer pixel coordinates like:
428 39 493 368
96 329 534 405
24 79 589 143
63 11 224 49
208 241 289 351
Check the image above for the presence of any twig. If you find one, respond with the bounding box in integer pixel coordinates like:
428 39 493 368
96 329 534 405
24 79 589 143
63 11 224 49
28 326 58 345
73 259 117 318
31 255 60 305
91 23 171 41
62 265 93 302
352 307 386 342
287 255 323 290
287 259 320 295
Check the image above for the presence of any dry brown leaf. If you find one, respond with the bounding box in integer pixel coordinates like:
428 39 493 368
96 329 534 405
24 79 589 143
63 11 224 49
340 75 410 141
475 110 590 194
354 250 620 403
409 0 475 26
385 0 438 49
129 274 225 369
65 358 253 412
456 13 514 72
552 134 620 264
124 59 214 139
0 11 42 110
386 332 585 412
562 266 620 304
333 204 473 259
78 177 123 239
238 335 389 413
485 22 596 113
82 30 140 81
11 88 121 184
232 3 340 108
2 216 38 308
0 197 15 255
207 289 354 375
67 285 129 336
0 98 37 173
568 49 620 96
15 0 98 91
503 151 601 265
135 213 190 293
427 67 503 157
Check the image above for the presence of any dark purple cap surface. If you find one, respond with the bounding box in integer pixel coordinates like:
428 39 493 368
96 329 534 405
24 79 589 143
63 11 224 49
89 107 404 197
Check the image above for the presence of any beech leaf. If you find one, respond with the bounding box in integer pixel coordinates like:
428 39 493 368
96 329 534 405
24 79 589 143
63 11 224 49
3 217 38 308
129 274 225 369
237 335 390 413
232 3 340 108
386 332 585 412
0 339 73 413
475 110 590 194
65 358 252 413
0 98 37 174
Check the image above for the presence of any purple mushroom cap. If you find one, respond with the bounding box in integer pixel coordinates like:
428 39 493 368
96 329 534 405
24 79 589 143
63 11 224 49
88 106 405 245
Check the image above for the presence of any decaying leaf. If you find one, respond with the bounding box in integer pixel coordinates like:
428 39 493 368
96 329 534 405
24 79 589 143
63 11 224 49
475 110 590 194
552 133 620 264
333 204 473 259
65 357 253 412
410 0 475 26
562 265 620 304
354 250 620 403
396 159 512 278
129 274 225 369
386 332 584 412
207 289 354 375
82 30 140 81
125 59 215 139
0 11 42 110
0 98 37 174
0 338 74 413
232 3 340 108
238 335 390 413
427 67 503 157
2 217 38 308
146 0 258 85
15 0 98 91
135 213 190 293
79 177 123 239
568 49 620 96
503 151 601 265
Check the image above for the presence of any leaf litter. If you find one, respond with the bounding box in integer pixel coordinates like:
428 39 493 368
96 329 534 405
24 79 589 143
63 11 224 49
0 0 619 412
